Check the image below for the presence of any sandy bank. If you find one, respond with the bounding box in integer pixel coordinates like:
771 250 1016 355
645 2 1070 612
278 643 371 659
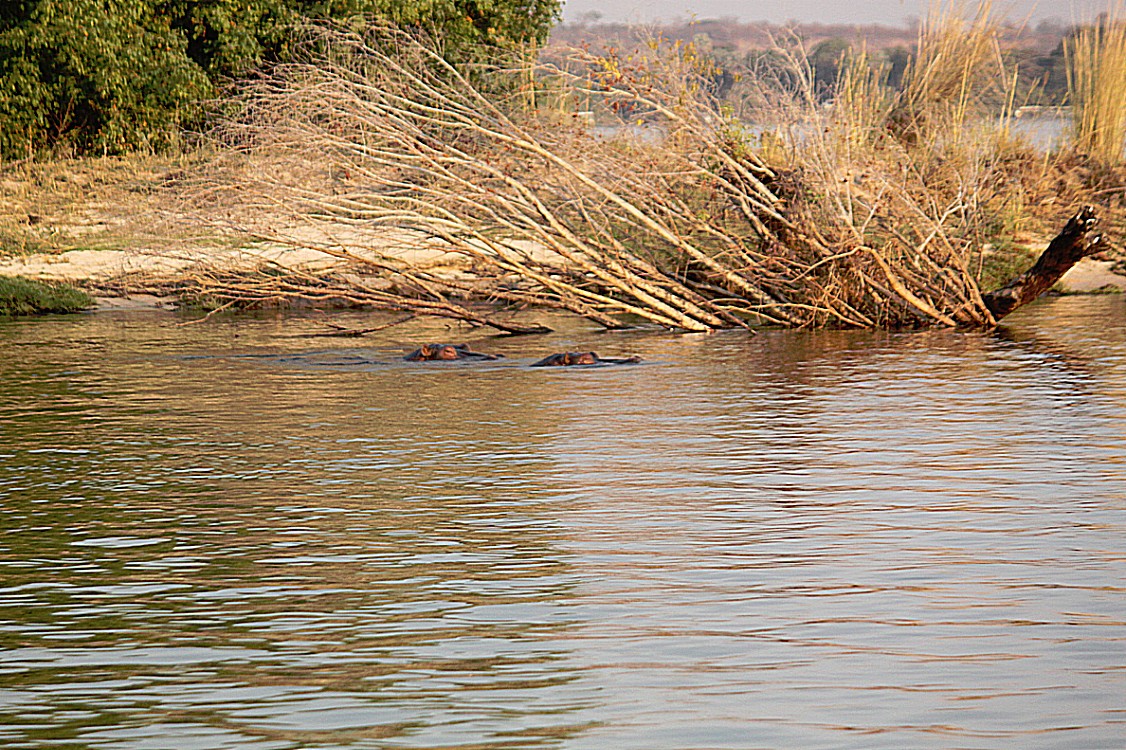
4 245 1123 311
1057 258 1126 293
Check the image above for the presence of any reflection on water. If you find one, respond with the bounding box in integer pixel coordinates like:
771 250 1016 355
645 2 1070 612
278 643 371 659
1 296 1124 749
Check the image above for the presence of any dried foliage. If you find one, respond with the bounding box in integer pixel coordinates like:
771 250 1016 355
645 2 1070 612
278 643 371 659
179 9 1064 331
891 1 1007 144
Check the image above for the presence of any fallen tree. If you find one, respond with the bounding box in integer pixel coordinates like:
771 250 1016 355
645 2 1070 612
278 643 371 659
982 206 1104 319
174 20 1112 332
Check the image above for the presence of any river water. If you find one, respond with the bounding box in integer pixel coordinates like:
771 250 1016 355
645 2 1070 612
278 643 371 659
1 295 1124 749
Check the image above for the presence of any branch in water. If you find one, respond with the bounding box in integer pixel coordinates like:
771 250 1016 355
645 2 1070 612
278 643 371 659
982 206 1104 322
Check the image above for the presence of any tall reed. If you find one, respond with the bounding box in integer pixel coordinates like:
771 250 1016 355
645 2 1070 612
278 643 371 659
893 0 1005 145
1067 3 1126 164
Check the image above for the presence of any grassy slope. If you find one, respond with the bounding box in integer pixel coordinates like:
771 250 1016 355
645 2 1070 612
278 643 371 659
0 154 190 259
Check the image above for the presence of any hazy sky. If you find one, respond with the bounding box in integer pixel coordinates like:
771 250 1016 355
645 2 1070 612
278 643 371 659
560 0 1107 25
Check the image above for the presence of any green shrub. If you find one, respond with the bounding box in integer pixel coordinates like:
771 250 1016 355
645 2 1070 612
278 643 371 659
0 0 212 158
0 276 93 315
0 0 562 160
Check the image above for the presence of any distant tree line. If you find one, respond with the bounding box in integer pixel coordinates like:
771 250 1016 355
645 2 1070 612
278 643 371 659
707 35 1072 107
0 0 561 159
801 35 1071 104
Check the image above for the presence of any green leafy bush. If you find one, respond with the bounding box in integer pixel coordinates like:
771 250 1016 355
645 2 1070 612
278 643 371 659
0 276 93 315
0 0 561 159
0 0 210 158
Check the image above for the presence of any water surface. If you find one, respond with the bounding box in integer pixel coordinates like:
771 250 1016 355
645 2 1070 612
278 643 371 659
1 296 1124 749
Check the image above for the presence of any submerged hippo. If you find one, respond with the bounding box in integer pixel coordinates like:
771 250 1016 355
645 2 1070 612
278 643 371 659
530 351 642 367
404 343 501 361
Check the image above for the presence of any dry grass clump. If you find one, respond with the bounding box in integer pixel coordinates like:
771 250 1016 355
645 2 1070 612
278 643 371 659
1067 3 1126 165
891 1 1007 145
713 0 1034 325
177 4 1092 332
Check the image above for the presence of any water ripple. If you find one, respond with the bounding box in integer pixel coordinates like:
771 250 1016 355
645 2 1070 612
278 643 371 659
0 298 1124 748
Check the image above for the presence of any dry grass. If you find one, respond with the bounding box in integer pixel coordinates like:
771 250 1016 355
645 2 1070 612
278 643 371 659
787 0 1063 320
0 154 189 258
1067 3 1126 165
893 0 1007 145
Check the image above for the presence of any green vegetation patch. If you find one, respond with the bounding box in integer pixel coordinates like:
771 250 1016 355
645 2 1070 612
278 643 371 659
977 244 1038 293
0 0 562 159
0 276 93 316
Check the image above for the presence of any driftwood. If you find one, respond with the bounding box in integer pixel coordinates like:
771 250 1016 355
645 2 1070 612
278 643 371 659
983 206 1105 322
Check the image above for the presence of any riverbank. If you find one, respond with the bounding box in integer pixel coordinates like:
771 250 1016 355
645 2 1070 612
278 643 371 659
0 154 496 311
3 154 1125 316
4 247 1123 313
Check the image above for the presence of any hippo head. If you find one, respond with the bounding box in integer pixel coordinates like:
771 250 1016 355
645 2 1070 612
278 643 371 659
434 344 462 360
567 352 599 365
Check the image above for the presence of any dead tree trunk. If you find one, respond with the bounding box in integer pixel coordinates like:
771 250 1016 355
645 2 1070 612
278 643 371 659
982 206 1104 322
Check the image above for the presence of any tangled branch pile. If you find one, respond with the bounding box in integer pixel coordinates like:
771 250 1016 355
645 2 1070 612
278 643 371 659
180 11 1079 331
